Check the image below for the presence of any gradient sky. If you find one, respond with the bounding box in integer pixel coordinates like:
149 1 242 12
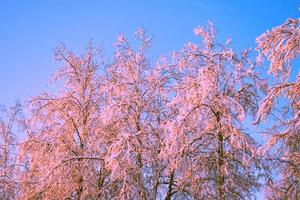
0 0 299 106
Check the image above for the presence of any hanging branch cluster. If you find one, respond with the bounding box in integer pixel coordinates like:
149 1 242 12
255 18 300 199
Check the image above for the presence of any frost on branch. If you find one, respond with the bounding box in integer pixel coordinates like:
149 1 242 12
255 18 300 199
256 18 299 80
194 22 216 49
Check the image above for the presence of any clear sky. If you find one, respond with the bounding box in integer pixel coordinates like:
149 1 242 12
0 0 300 105
0 1 299 199
0 0 299 106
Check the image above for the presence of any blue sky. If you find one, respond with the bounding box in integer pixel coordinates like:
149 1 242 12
0 0 299 106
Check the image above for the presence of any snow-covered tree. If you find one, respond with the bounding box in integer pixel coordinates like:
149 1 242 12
255 18 300 199
160 23 268 199
19 44 109 199
101 29 171 200
0 103 21 199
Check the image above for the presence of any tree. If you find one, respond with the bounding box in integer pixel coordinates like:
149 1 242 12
101 29 171 199
19 44 109 199
255 18 300 199
18 29 175 200
160 23 268 199
0 103 21 199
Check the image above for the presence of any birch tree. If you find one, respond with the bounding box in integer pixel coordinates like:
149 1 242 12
255 18 300 199
101 29 170 200
0 104 21 200
160 23 268 200
19 44 109 199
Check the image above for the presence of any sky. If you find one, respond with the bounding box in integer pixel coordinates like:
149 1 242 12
0 1 298 199
0 0 299 106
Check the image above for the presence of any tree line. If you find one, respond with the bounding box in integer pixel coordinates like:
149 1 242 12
0 18 299 199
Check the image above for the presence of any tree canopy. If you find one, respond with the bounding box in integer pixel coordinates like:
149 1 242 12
0 18 299 200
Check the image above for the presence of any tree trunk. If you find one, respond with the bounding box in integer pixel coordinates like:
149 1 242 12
216 112 225 200
217 131 225 200
76 176 83 200
165 171 174 200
